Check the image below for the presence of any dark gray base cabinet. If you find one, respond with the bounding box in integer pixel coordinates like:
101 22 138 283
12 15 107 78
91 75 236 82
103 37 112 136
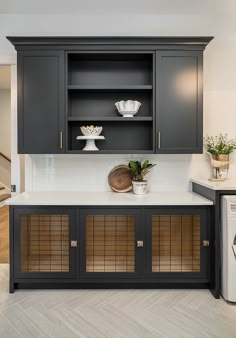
10 205 212 295
192 183 236 300
7 36 213 154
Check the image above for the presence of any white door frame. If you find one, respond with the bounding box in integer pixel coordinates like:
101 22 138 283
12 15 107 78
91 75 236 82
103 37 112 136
0 55 23 195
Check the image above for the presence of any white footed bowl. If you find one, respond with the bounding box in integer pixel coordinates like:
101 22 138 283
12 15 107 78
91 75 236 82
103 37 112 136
115 100 141 117
80 125 103 136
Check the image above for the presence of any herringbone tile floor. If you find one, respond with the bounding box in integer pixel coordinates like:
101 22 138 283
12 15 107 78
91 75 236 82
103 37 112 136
0 265 236 338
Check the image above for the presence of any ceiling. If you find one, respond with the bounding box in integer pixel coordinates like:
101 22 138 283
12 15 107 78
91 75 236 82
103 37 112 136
0 0 224 15
0 66 11 90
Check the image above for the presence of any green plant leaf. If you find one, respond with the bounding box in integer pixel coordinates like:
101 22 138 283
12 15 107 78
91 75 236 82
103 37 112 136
147 164 156 169
142 160 149 170
129 161 138 172
136 161 141 172
204 134 236 155
128 161 139 179
128 160 156 180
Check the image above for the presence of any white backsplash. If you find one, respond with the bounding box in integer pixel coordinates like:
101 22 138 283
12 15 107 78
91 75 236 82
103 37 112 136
24 153 233 192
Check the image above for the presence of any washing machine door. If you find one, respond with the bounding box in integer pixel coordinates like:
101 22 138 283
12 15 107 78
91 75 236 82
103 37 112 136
225 220 236 302
232 235 236 259
221 196 236 302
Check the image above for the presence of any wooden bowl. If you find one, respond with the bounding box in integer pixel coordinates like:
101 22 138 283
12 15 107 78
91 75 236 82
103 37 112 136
108 165 132 193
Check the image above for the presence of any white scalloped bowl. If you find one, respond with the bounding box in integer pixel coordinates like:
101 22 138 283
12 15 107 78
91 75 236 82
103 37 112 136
115 100 141 117
80 125 103 136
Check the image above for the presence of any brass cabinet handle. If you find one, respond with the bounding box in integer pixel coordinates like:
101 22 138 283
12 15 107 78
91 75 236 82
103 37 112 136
137 240 144 247
158 131 161 149
60 131 63 149
71 240 77 248
202 240 210 247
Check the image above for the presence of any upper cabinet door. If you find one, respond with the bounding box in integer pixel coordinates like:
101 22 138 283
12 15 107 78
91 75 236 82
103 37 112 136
156 51 203 154
17 51 65 154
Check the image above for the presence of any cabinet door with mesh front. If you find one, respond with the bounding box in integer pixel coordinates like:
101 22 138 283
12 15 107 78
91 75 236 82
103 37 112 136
146 208 210 281
14 208 76 279
79 209 143 279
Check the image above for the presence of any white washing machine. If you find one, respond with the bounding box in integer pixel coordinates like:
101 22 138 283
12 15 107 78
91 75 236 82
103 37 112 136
221 195 236 302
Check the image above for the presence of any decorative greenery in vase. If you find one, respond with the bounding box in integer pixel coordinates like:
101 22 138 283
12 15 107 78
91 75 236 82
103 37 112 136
204 134 236 181
204 134 236 155
128 160 156 181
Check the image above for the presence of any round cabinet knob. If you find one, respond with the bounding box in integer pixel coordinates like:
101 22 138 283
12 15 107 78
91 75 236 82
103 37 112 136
71 240 78 248
137 240 144 247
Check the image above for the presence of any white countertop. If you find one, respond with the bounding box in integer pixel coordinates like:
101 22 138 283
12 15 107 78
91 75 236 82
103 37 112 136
191 178 236 191
6 191 213 206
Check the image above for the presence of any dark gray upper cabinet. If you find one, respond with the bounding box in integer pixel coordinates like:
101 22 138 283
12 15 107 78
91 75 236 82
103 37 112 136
7 36 213 154
17 51 65 154
156 51 203 153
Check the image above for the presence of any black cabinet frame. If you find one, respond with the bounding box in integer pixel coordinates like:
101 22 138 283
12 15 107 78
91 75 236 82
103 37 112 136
7 36 213 154
10 205 213 295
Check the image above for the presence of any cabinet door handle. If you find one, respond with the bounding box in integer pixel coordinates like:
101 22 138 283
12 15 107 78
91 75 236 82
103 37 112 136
137 240 144 247
202 240 210 247
157 131 161 149
60 131 63 149
71 240 77 248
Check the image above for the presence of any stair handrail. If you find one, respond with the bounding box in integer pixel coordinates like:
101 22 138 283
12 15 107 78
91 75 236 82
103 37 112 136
0 181 11 191
0 152 11 163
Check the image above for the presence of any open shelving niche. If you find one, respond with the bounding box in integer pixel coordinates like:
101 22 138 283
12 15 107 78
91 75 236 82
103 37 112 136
66 52 155 153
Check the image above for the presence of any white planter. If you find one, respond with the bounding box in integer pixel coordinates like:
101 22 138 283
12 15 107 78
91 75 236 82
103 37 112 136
132 180 148 195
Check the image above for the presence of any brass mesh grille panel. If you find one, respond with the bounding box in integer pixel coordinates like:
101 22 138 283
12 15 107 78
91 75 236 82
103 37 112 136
20 215 69 272
86 215 135 272
152 215 200 272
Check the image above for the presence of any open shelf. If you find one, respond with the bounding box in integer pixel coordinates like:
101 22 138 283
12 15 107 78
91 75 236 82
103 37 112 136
67 150 154 154
68 53 153 86
68 121 153 152
68 85 153 90
68 116 153 122
67 52 154 153
68 90 153 119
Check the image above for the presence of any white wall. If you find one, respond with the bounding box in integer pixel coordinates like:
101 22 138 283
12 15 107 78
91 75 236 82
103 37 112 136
0 89 11 188
0 89 11 158
1 1 236 192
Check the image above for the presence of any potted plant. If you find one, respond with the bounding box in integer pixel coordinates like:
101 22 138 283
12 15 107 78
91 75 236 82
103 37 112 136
204 134 236 181
128 160 156 194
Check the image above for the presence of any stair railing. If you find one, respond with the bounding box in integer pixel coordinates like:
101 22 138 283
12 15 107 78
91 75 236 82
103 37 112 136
0 152 11 163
